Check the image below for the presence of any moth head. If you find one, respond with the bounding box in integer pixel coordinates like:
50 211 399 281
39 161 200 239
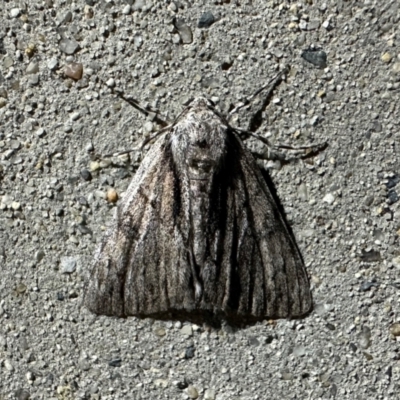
187 97 215 111
186 127 220 178
171 97 227 180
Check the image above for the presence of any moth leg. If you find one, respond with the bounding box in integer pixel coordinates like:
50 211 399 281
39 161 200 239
233 126 327 161
269 141 328 160
252 140 328 162
251 131 327 156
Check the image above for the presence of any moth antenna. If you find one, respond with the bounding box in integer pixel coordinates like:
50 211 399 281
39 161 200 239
100 78 171 127
227 66 290 120
233 127 327 159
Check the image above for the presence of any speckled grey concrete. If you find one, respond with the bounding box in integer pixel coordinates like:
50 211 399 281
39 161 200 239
1 1 399 399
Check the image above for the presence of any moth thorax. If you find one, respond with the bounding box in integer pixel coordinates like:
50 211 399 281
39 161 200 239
186 134 224 181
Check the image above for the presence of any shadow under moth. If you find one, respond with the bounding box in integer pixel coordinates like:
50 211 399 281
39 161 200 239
84 69 314 324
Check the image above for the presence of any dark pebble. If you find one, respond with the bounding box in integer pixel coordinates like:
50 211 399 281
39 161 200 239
221 60 233 70
360 281 379 292
177 380 189 390
349 343 357 352
198 11 215 28
15 113 25 124
80 169 92 181
108 358 122 367
386 175 399 189
70 380 79 390
57 292 65 301
301 48 327 68
265 335 274 344
387 189 399 205
359 249 381 262
185 345 195 359
326 323 336 331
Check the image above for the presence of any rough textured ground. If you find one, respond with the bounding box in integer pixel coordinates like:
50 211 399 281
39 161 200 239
1 1 400 399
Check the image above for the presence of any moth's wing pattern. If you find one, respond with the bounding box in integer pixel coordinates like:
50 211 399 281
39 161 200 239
84 134 196 317
196 132 312 320
85 123 312 322
236 132 312 317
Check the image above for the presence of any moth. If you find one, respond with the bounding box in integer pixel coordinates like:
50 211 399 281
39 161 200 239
84 70 313 324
